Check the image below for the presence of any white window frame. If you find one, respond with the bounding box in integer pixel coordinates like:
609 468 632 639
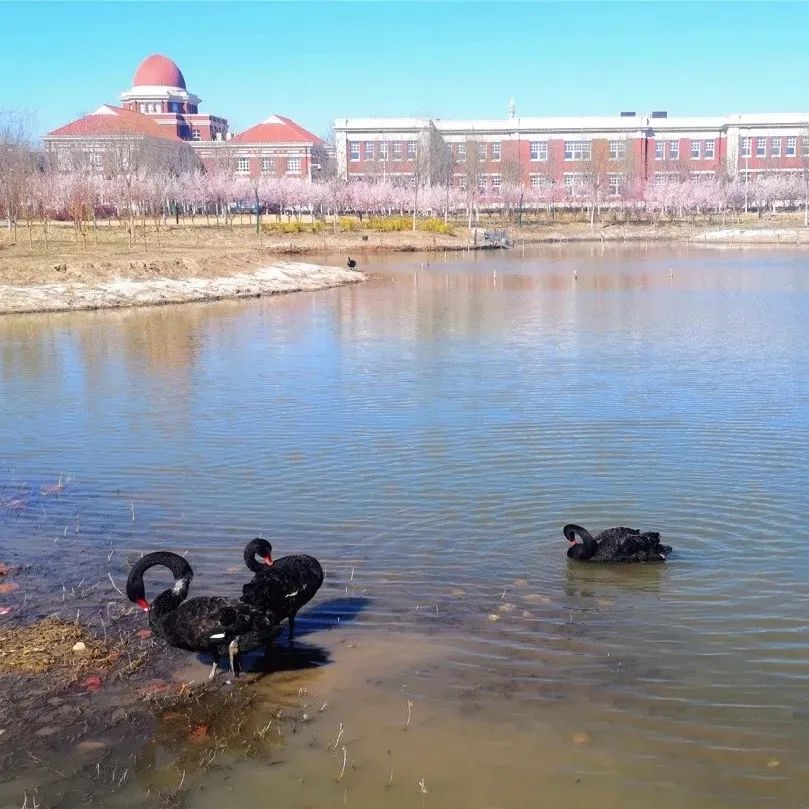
607 173 624 196
691 140 701 160
786 136 797 157
364 142 374 161
669 140 680 160
564 141 591 161
457 143 466 161
655 141 664 160
392 142 403 160
529 174 549 188
477 176 486 193
704 139 715 159
191 128 201 142
349 142 360 162
529 141 547 161
237 157 250 174
407 141 416 161
741 137 752 158
563 172 586 192
261 157 272 174
609 140 626 161
287 157 301 174
756 137 766 158
379 142 388 161
492 143 501 161
490 175 501 195
771 137 781 157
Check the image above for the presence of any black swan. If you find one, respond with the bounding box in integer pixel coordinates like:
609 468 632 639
126 551 278 679
346 257 357 268
240 538 324 643
564 524 672 562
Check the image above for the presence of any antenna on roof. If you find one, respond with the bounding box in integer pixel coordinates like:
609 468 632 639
508 98 517 119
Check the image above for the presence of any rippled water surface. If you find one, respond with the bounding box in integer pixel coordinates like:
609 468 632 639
2 244 809 808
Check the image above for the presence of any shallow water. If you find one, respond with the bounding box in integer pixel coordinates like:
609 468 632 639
2 244 809 807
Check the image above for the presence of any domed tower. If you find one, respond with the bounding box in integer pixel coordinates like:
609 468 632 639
120 54 228 142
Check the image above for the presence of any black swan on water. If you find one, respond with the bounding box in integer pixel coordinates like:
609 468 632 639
126 551 278 679
564 524 672 562
346 257 357 268
240 538 324 644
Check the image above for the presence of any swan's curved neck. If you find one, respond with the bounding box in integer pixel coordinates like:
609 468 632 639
564 524 597 560
127 552 193 617
244 539 273 573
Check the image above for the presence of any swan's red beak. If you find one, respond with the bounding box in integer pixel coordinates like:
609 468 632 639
136 598 150 612
263 554 273 566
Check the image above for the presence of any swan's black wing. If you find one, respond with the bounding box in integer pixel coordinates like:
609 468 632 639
242 555 324 618
272 554 324 613
153 596 277 654
591 528 671 562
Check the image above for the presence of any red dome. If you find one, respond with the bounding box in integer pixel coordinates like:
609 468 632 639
132 55 186 89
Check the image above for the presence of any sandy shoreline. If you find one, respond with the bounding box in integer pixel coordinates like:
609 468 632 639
0 261 365 315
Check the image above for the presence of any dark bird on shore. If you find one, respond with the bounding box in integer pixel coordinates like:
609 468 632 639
127 551 278 679
240 538 324 644
564 524 672 562
346 257 357 268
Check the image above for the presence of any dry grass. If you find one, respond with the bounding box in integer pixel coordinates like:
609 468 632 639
0 616 120 675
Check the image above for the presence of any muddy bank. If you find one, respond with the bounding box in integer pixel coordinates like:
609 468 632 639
0 261 364 315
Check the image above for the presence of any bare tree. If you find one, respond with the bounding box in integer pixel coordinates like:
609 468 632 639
411 121 451 229
0 108 38 242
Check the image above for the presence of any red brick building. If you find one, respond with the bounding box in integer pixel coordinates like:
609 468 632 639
44 55 322 178
333 111 809 195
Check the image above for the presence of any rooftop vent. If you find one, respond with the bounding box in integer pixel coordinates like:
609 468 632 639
651 110 668 119
620 111 636 117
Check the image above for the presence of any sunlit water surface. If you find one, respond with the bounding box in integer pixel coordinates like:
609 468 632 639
2 245 809 808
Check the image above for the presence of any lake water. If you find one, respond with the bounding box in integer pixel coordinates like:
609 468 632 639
1 244 809 808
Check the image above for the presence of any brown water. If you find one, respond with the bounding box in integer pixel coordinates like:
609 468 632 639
1 244 809 808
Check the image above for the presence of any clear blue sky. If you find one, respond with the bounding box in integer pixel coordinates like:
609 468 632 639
4 1 809 138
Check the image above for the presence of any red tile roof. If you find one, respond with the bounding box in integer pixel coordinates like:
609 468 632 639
231 114 322 145
46 106 180 140
133 54 186 89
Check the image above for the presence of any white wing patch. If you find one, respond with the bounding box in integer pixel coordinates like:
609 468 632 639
209 632 226 640
172 579 186 594
286 590 300 598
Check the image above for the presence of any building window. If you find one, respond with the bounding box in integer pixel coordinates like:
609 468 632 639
691 140 701 160
529 141 547 161
529 174 549 188
690 171 714 182
704 139 715 159
655 141 665 160
261 157 272 174
287 157 301 174
609 140 626 161
407 141 416 160
457 143 466 161
563 173 585 192
564 141 591 161
786 136 797 157
237 157 250 174
756 138 766 158
741 137 752 158
191 128 201 142
457 174 467 189
771 137 781 157
492 143 501 161
669 140 680 160
476 143 486 162
379 142 388 160
349 142 360 162
802 137 809 156
608 173 624 196
365 142 374 161
490 176 501 195
392 142 403 160
477 176 486 193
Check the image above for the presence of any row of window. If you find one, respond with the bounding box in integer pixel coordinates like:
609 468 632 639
236 157 302 174
350 141 418 162
654 139 716 161
739 136 807 159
